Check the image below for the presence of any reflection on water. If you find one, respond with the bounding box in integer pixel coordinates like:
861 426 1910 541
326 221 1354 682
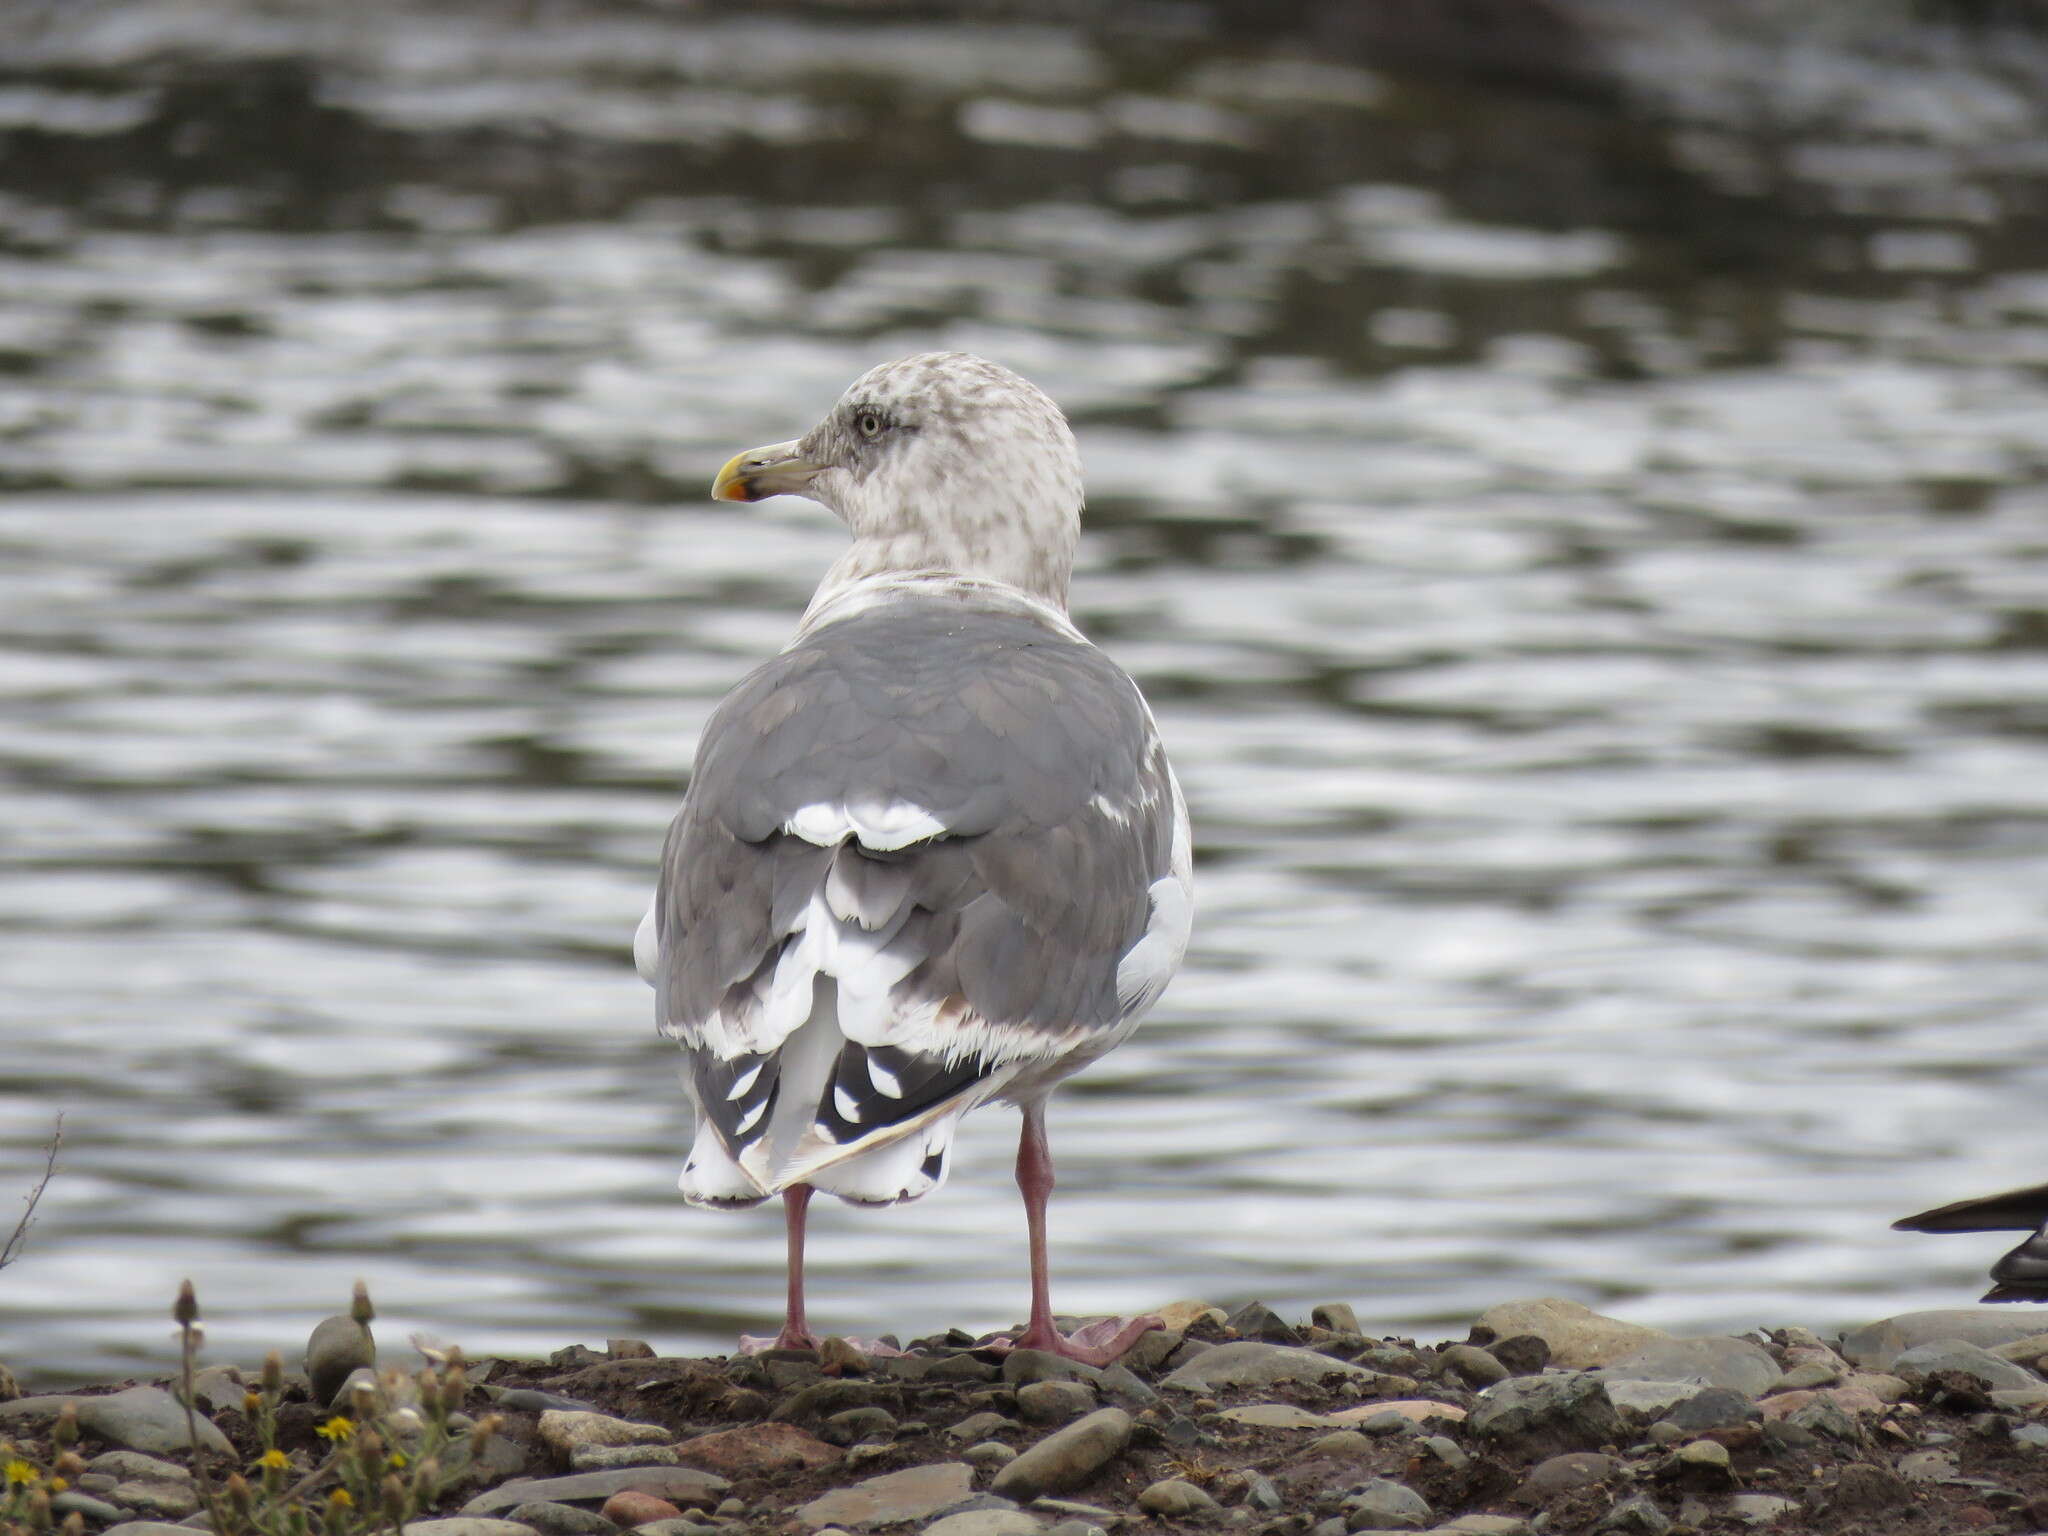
4 0 2048 1384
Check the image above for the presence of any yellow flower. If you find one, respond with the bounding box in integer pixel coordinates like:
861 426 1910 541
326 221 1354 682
258 1450 289 1471
386 1452 408 1471
3 1460 36 1487
47 1477 68 1494
328 1488 354 1508
316 1417 356 1443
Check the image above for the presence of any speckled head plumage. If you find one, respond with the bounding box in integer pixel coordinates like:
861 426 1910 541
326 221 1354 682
712 352 1084 612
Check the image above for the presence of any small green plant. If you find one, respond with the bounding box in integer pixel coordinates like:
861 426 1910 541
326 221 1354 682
1 1399 87 1536
172 1280 505 1536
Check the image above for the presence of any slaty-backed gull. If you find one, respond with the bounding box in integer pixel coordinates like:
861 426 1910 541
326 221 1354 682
635 353 1193 1362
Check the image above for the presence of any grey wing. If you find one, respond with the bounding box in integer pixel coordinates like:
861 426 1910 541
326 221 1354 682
650 601 1191 1186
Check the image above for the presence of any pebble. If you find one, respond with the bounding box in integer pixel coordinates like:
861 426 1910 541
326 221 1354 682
187 1365 245 1413
1094 1365 1156 1410
489 1388 604 1413
1161 1341 1378 1392
570 1446 684 1472
1890 1340 2042 1391
822 1407 899 1446
0 1385 234 1456
1767 1361 1840 1393
924 1355 999 1384
1342 1478 1432 1529
1312 1304 1360 1335
1661 1387 1760 1431
1602 1337 1779 1397
1305 1430 1372 1458
51 1492 126 1525
950 1412 1024 1442
99 1525 204 1536
1225 1301 1302 1344
110 1480 200 1518
795 1462 974 1530
1724 1493 1798 1525
1015 1382 1095 1424
305 1314 376 1407
1831 1463 1909 1511
1139 1479 1219 1517
990 1408 1132 1502
963 1441 1018 1469
1030 1499 1120 1524
1469 1373 1623 1453
462 1467 729 1516
1897 1448 1960 1482
1150 1300 1229 1332
634 1524 722 1536
607 1339 656 1361
922 1512 1046 1536
540 1409 672 1456
87 1453 190 1484
674 1423 839 1475
1594 1494 1671 1535
1002 1351 1103 1388
601 1491 685 1527
1438 1345 1508 1388
819 1338 870 1377
508 1504 620 1536
1782 1395 1864 1442
1242 1470 1282 1512
1989 1331 2048 1364
1601 1380 1707 1423
1674 1439 1730 1471
1423 1435 1469 1471
1512 1452 1615 1503
1436 1519 1530 1536
1119 1329 1184 1375
1474 1300 1669 1369
1839 1310 2048 1371
393 1522 539 1536
1488 1336 1551 1376
2013 1422 2048 1450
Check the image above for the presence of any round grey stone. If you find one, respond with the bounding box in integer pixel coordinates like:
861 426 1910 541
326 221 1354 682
1015 1381 1096 1425
989 1408 1132 1502
1138 1479 1219 1518
305 1314 376 1408
1340 1478 1431 1531
1440 1345 1510 1389
1662 1388 1760 1431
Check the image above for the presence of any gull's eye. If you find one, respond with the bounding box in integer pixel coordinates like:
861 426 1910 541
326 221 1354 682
856 412 886 440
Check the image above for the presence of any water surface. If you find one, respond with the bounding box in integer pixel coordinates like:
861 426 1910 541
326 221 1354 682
4 0 2048 1383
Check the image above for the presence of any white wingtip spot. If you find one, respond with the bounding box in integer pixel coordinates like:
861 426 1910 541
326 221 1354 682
833 1084 861 1123
727 1062 763 1100
867 1056 904 1097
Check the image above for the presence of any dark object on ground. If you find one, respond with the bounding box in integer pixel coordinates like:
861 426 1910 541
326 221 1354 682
1895 1182 2048 1302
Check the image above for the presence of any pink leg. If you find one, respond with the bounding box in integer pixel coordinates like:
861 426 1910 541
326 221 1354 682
772 1182 821 1351
1005 1102 1162 1365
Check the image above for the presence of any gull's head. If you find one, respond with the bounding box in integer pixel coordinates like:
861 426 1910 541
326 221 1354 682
712 352 1084 609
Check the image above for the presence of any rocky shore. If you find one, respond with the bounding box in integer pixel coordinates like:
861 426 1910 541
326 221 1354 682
6 1298 2048 1536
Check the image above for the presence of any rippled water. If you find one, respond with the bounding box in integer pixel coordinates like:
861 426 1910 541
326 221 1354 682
5 0 2048 1386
